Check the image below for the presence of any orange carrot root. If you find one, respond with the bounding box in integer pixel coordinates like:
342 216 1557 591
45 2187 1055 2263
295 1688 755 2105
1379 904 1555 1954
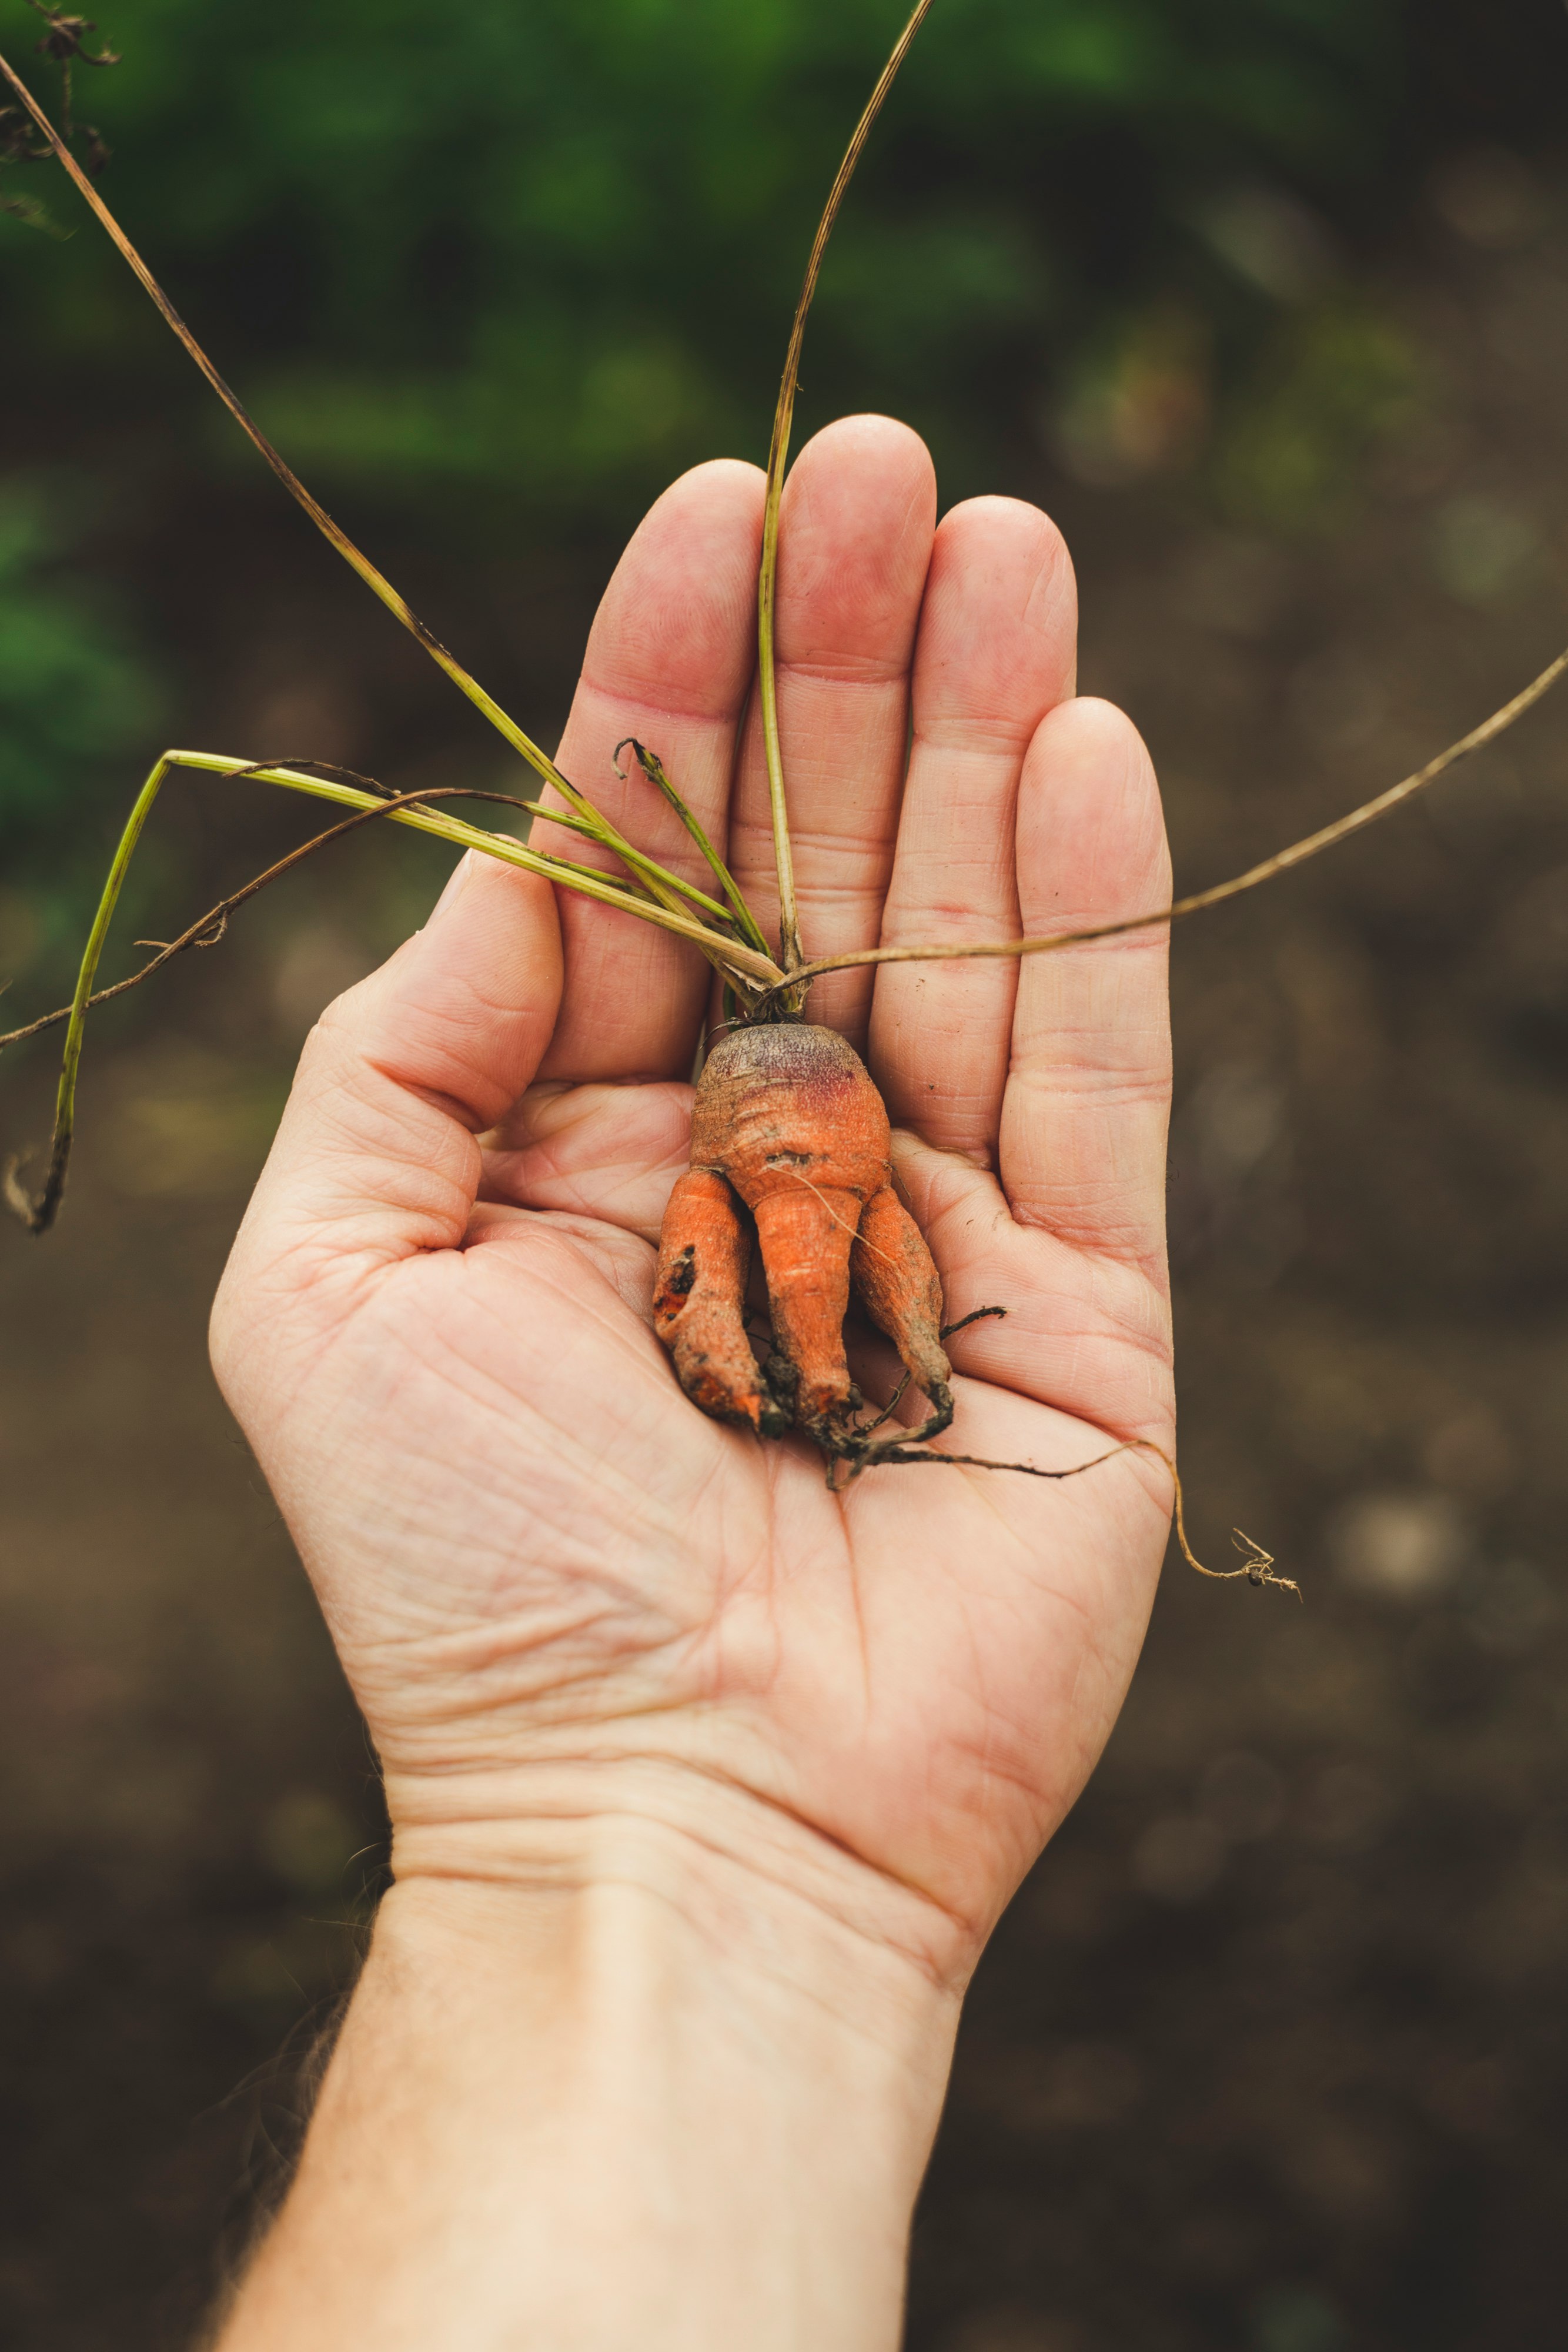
656 1020 952 1452
653 1167 788 1435
851 1184 952 1441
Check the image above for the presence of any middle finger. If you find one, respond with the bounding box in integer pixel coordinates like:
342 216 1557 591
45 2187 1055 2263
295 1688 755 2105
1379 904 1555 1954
728 414 938 1048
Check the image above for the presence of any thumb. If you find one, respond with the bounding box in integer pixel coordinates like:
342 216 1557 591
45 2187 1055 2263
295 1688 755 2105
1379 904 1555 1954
216 850 563 1325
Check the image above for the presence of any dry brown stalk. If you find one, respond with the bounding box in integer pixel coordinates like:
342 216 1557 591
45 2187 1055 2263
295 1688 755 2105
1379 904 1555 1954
755 643 1568 1011
0 774 563 1060
757 0 935 978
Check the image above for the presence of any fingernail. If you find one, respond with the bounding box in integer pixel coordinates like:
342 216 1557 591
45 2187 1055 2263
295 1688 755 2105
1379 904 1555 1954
427 850 473 927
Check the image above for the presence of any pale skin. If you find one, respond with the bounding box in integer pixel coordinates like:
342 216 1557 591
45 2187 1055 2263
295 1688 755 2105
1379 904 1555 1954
208 413 1175 2351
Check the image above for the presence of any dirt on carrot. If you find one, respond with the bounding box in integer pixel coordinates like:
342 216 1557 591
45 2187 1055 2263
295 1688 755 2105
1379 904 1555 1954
653 1020 953 1462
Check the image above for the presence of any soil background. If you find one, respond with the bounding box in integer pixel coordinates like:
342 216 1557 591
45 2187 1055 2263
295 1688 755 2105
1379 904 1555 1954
5 88 1568 2352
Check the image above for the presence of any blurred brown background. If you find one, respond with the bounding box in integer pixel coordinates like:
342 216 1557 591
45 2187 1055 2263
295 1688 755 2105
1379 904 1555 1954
4 2 1568 2346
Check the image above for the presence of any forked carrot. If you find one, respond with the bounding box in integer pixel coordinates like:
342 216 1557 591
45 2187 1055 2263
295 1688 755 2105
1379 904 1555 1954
653 1022 952 1463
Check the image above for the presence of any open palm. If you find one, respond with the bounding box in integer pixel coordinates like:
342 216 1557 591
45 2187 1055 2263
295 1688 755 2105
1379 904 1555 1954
212 416 1175 1974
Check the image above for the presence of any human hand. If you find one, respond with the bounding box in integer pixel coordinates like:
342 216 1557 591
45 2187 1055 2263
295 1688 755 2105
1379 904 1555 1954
210 415 1174 1991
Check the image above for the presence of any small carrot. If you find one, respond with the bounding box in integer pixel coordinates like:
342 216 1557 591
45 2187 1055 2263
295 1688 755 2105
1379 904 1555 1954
653 1021 953 1455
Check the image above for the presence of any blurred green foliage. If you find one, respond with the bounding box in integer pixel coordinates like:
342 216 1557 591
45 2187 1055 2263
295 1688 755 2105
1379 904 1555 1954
0 477 165 976
2 0 1410 513
1211 302 1423 531
0 480 163 839
0 0 1562 903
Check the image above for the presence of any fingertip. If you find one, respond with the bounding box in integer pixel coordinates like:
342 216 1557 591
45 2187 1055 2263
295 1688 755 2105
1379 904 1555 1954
1017 697 1171 921
935 491 1071 568
778 416 937 657
661 452 768 502
630 445 766 555
795 410 934 472
580 458 767 719
785 412 937 516
1034 693 1154 768
939 497 1076 641
914 497 1078 732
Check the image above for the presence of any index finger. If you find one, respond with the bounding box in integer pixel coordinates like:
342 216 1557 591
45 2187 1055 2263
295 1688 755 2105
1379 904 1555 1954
532 459 765 1083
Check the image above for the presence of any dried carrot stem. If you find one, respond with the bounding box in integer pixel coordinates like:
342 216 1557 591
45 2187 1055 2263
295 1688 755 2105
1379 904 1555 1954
755 0 934 980
759 644 1568 1008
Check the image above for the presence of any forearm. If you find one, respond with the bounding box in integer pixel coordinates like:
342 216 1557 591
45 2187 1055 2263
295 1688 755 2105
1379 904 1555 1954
215 1819 961 2352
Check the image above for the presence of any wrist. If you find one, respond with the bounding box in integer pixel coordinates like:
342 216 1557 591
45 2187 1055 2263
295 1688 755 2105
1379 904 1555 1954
383 1848 961 2207
385 1750 981 1996
226 1803 961 2351
397 1839 955 2337
385 1766 965 2348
